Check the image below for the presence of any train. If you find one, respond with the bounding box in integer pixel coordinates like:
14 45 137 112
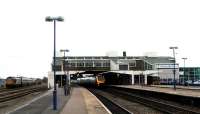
5 77 42 88
77 74 105 86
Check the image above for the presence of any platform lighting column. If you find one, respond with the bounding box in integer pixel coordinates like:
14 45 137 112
169 46 178 90
45 16 64 110
139 73 141 86
60 49 69 96
182 58 187 85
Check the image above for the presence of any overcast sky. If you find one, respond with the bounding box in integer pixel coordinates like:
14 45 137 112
0 0 200 78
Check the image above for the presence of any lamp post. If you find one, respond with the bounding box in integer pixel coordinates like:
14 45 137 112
182 57 187 85
60 49 69 96
169 46 178 90
45 16 64 110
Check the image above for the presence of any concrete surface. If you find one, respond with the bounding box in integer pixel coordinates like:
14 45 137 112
7 86 110 114
8 87 70 114
60 86 111 114
114 85 200 98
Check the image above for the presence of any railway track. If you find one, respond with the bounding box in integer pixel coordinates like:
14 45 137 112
0 88 7 92
88 88 132 114
102 87 200 114
0 87 28 93
0 85 47 103
0 85 41 93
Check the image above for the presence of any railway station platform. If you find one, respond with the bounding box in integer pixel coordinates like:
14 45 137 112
111 85 200 98
8 85 110 114
60 86 111 114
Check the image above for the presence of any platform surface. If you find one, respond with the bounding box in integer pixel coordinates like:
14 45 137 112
8 87 70 114
112 85 200 98
7 86 110 114
60 86 111 114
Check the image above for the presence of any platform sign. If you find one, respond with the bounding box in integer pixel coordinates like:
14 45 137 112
156 64 179 69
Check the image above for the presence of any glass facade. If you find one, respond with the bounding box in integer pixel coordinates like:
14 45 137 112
119 64 129 70
54 56 154 71
179 67 200 83
144 62 153 70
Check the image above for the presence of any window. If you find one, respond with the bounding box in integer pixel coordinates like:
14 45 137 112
127 57 133 59
119 57 125 59
103 62 110 67
129 62 136 67
85 57 92 59
94 62 102 67
85 60 93 67
85 62 93 67
68 60 76 67
77 62 84 67
69 63 76 67
93 57 101 59
119 64 128 70
76 57 84 59
94 60 103 67
102 57 109 59
68 57 75 59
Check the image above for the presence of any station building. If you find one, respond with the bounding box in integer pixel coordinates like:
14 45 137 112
144 57 179 84
48 53 179 88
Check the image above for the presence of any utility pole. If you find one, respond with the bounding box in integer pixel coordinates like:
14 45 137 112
60 49 69 96
182 57 187 85
169 46 178 90
45 16 64 110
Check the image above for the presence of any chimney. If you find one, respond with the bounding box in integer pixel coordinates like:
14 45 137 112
123 51 126 57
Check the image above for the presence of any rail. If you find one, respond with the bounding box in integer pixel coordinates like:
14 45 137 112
0 85 47 103
104 86 200 114
88 88 132 114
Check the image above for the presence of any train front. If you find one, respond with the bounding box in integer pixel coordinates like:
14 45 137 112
5 77 17 88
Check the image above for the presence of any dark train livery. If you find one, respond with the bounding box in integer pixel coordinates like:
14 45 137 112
77 74 105 86
5 77 41 88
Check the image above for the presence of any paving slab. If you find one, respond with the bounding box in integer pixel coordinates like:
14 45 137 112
7 86 110 114
8 87 70 114
60 86 111 114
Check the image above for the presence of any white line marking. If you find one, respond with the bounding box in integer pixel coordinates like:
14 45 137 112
6 89 52 114
87 88 112 114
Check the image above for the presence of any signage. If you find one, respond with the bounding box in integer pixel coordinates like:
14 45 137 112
156 64 178 69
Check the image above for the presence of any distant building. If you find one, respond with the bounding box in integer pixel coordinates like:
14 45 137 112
144 57 179 84
0 79 5 87
179 67 200 84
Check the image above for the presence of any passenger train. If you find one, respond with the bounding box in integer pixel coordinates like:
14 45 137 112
77 74 105 86
5 77 41 88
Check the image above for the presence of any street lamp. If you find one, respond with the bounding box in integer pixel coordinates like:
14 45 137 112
182 57 187 85
45 16 64 110
169 46 178 90
60 49 69 96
